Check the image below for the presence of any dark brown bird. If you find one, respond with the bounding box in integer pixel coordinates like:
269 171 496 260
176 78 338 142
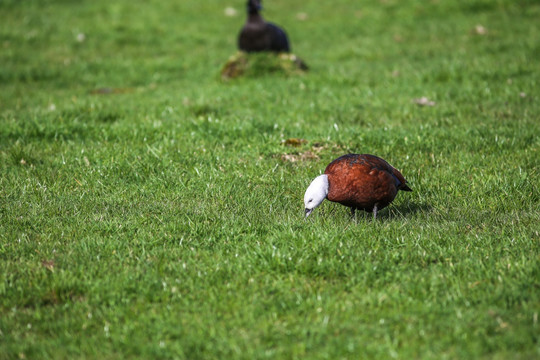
304 154 412 219
238 0 290 53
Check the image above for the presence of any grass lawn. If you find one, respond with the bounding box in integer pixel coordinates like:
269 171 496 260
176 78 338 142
1 0 539 358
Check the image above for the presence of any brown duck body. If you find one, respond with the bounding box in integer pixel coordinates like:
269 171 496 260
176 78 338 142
324 154 412 214
238 0 290 53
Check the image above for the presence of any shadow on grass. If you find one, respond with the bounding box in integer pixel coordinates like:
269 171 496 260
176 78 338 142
327 201 432 222
307 201 432 224
383 201 433 220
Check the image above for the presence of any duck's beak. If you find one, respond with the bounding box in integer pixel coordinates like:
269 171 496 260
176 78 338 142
305 208 312 218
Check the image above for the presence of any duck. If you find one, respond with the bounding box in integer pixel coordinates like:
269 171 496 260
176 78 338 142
238 0 290 53
304 154 412 219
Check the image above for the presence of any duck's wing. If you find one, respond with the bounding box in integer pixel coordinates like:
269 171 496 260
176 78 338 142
266 23 290 52
359 154 412 192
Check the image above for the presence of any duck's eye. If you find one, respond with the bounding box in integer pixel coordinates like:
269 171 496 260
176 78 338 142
308 199 312 203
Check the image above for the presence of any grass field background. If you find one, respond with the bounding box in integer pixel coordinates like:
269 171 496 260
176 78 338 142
1 0 539 358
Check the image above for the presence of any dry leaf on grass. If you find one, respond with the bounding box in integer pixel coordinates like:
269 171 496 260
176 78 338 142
224 7 237 17
296 12 308 21
282 138 307 147
474 25 487 35
413 97 436 106
41 259 55 272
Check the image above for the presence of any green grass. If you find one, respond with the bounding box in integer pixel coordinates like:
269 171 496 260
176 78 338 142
1 0 539 358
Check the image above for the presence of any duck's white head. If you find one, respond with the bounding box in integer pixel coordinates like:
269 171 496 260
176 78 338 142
304 174 329 217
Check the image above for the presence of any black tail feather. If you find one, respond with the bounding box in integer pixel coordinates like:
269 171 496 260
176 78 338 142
399 184 413 192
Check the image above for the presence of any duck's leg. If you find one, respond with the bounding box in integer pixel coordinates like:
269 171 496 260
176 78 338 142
373 204 378 220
